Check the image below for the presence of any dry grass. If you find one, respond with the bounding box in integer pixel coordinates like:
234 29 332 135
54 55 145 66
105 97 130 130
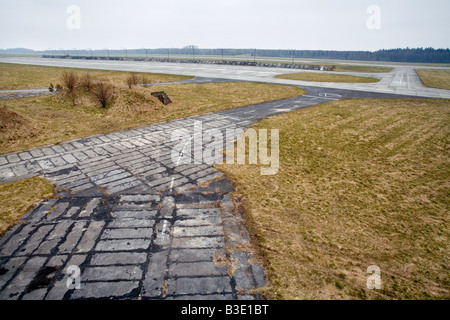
0 82 305 154
216 98 450 300
275 72 380 83
0 177 55 236
332 65 393 73
0 62 191 90
0 106 41 148
416 69 450 90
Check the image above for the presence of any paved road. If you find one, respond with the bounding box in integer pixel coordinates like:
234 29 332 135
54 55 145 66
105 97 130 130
1 57 450 98
0 58 447 300
0 88 53 100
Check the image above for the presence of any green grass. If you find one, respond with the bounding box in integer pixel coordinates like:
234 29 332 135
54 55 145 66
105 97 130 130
0 177 55 236
216 98 450 300
275 72 380 83
416 69 450 90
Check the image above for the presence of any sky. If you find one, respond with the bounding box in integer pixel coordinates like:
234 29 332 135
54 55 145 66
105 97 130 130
0 0 449 51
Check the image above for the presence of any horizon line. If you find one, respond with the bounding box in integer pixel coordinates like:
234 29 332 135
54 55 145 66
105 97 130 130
1 47 450 52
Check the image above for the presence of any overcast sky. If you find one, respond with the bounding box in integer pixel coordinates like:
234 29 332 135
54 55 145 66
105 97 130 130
0 0 449 51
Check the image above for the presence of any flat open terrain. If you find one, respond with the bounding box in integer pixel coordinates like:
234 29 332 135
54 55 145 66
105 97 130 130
0 63 305 154
3 57 450 99
0 62 192 90
216 98 450 300
416 69 450 90
275 72 380 83
331 65 393 73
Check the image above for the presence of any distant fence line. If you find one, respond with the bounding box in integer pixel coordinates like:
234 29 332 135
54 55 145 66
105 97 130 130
41 55 334 71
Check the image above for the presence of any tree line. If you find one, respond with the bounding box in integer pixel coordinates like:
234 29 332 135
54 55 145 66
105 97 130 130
94 47 450 63
177 47 450 63
3 47 450 63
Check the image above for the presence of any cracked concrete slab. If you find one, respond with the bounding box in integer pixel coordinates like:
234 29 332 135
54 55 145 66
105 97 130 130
0 100 284 300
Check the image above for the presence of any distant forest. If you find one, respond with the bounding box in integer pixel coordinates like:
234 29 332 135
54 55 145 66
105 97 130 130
175 47 450 63
2 47 450 63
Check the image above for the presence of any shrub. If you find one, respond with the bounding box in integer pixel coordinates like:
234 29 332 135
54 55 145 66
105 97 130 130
92 82 113 108
126 73 138 89
61 72 77 93
61 72 78 106
142 75 150 87
81 73 93 92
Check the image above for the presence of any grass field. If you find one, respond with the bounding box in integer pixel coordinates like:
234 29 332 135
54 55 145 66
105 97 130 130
332 65 393 73
0 62 192 90
275 72 380 83
416 69 450 90
216 98 450 300
0 177 55 236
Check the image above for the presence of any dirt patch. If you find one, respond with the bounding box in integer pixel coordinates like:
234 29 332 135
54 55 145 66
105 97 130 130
0 105 40 150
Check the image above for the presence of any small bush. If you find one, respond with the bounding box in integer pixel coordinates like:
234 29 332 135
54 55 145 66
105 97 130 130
61 72 77 93
81 73 93 92
92 82 114 108
126 73 138 89
142 75 150 87
61 72 78 106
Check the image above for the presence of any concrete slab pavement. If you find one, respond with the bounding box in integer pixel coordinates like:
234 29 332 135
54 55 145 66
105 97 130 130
0 87 369 300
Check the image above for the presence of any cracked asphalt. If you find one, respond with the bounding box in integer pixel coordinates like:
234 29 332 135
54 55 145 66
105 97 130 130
0 59 445 300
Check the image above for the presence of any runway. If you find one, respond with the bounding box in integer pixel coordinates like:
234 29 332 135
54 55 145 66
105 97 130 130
1 57 450 98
